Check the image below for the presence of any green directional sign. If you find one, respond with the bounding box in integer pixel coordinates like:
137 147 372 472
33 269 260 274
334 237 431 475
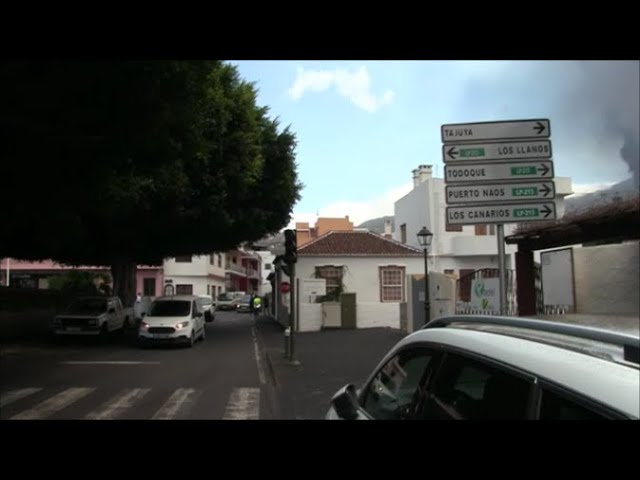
445 161 554 184
511 166 537 176
442 140 552 163
446 181 555 205
446 202 557 225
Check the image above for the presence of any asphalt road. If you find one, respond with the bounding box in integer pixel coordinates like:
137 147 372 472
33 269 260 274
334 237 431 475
0 311 276 420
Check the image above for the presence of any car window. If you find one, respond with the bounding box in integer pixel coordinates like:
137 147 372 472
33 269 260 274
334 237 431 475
147 301 191 317
539 388 609 420
421 353 532 420
361 349 434 420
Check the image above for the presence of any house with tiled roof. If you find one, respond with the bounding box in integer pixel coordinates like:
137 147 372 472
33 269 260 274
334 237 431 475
295 230 425 331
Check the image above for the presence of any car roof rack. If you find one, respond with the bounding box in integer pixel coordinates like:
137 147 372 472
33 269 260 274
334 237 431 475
423 315 640 365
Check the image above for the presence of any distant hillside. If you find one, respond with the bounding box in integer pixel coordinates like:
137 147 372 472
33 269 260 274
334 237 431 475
358 216 395 234
565 178 638 213
250 232 284 254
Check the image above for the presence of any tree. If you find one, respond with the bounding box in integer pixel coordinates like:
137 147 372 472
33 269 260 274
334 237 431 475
0 61 301 306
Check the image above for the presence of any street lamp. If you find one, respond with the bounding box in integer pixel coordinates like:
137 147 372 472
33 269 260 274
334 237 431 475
417 227 433 325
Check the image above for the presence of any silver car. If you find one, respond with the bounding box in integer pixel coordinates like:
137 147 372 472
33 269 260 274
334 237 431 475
327 316 640 420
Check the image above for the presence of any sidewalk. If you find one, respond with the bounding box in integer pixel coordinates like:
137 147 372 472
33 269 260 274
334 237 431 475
255 315 406 419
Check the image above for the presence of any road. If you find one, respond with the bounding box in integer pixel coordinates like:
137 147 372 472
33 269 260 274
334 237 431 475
0 311 277 420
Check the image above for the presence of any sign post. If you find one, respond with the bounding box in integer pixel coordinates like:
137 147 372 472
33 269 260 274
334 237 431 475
442 118 557 316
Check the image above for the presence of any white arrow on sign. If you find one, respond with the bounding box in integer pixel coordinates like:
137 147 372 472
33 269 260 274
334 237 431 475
445 181 555 205
445 161 554 184
446 202 557 225
442 140 552 162
441 119 551 143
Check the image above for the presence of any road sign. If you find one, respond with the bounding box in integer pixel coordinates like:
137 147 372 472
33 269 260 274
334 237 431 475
280 281 290 294
442 140 552 163
441 119 550 143
445 181 555 204
445 161 554 184
446 202 557 225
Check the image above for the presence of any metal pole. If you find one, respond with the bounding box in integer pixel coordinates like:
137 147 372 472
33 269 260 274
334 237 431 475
288 263 296 361
6 258 10 287
497 224 507 315
424 248 430 325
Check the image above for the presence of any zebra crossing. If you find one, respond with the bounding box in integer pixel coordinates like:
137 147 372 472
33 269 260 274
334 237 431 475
1 386 261 420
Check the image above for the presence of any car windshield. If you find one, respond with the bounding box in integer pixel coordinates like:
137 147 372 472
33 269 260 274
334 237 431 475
199 298 212 306
148 300 191 317
217 293 232 301
239 295 252 303
65 298 108 315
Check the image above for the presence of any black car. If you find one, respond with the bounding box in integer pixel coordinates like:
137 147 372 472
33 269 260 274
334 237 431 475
235 295 253 313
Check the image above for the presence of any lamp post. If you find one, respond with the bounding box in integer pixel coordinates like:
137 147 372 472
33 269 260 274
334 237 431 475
417 227 433 325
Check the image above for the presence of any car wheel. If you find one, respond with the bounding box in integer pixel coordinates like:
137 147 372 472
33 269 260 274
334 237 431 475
201 325 206 341
187 330 195 348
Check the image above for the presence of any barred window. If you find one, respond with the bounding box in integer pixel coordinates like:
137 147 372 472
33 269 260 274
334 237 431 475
316 266 343 295
380 267 405 302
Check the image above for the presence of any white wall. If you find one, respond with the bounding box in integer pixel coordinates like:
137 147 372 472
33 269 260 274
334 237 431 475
297 256 424 303
256 251 275 294
164 255 208 276
164 254 227 297
573 242 639 315
300 304 323 332
164 275 209 297
357 303 400 329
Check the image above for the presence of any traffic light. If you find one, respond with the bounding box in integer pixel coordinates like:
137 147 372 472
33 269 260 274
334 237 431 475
284 229 297 265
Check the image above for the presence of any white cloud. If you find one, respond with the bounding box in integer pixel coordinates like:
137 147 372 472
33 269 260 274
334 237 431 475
570 182 616 196
287 66 395 113
288 181 413 229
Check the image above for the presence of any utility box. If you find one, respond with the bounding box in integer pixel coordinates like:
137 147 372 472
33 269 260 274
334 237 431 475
322 302 341 328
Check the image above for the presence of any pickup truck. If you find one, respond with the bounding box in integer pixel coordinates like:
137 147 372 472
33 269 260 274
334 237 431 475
52 296 134 336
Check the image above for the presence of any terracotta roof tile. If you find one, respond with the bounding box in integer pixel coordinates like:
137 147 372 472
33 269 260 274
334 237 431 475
298 231 422 256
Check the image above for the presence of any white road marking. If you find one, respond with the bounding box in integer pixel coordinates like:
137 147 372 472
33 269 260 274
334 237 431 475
222 388 260 420
11 387 95 420
1 388 42 408
60 361 160 365
85 388 151 420
152 388 199 420
251 326 266 385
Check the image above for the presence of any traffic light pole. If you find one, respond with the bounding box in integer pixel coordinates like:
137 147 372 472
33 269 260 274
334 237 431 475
288 262 296 362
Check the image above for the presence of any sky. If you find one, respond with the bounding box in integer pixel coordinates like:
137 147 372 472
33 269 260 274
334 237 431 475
231 61 640 227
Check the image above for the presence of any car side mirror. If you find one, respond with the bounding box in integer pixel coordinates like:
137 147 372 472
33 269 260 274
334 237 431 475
330 384 360 420
108 308 116 314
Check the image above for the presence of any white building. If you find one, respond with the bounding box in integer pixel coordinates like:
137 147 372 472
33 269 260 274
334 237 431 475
393 165 573 279
255 250 275 295
163 253 227 298
295 230 425 331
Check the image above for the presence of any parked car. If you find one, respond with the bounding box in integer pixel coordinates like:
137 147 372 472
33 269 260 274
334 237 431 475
326 315 640 420
235 294 253 313
52 296 134 336
198 295 215 322
214 292 243 311
138 295 206 347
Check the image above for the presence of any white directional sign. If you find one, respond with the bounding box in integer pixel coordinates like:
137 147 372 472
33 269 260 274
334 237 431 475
442 140 552 163
445 161 554 184
446 181 555 205
441 119 550 143
446 202 557 225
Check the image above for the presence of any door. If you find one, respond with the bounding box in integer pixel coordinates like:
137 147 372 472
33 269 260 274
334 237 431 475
341 293 357 329
411 275 426 331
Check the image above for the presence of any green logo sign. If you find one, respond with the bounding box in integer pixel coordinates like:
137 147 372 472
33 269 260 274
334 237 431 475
513 187 537 197
460 148 485 158
511 166 536 176
514 208 539 218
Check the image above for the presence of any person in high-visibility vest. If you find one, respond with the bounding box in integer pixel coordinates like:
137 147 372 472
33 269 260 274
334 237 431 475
251 294 262 318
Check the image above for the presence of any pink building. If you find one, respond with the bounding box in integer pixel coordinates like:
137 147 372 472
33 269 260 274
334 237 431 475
0 258 164 298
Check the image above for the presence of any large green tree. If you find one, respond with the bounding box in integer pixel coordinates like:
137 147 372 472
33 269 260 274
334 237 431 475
0 61 301 306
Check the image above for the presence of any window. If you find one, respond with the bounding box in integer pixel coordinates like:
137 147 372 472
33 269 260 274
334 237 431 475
209 255 214 265
175 284 193 295
475 225 487 236
380 267 405 302
265 263 272 270
207 285 211 295
143 278 156 297
362 349 435 420
316 266 343 296
421 353 532 420
400 223 407 244
218 254 222 268
539 388 609 420
489 224 496 236
175 255 192 263
218 286 222 296
444 269 455 276
446 223 463 232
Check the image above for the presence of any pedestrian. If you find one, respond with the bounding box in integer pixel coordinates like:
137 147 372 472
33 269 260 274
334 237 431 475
251 294 262 319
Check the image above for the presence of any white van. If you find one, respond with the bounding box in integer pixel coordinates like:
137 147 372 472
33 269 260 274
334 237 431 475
138 295 206 348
